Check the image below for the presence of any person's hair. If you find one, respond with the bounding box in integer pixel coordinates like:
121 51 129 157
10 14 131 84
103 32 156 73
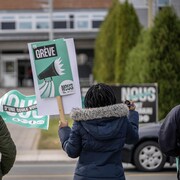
84 83 116 108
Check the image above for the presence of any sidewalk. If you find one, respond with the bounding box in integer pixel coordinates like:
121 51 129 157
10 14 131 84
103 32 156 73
6 123 74 162
1 87 74 162
7 123 40 151
16 150 77 162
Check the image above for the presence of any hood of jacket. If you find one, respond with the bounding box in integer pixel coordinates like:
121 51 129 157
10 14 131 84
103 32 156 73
70 104 129 140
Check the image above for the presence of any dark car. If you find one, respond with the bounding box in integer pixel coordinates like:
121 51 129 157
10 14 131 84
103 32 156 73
122 122 175 172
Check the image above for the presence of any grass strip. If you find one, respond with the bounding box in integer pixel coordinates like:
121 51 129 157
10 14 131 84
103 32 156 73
38 115 73 149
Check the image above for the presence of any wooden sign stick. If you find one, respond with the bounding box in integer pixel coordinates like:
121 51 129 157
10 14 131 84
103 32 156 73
56 96 66 123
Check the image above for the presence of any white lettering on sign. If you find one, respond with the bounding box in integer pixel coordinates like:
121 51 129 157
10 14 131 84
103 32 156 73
19 99 32 118
121 87 156 102
136 107 153 114
139 115 150 123
5 94 19 116
3 94 43 119
12 118 44 125
35 47 56 59
61 83 74 93
135 102 143 108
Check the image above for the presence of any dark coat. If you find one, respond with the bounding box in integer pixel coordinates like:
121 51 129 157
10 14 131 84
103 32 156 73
159 105 180 157
59 104 139 180
0 116 16 180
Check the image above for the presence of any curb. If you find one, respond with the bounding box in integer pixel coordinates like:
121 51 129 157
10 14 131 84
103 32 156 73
16 150 78 162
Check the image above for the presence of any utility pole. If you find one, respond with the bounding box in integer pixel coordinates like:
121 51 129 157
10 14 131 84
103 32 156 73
48 0 53 40
148 0 153 28
38 0 54 40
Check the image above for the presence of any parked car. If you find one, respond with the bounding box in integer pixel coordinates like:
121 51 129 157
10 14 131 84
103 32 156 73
122 121 175 172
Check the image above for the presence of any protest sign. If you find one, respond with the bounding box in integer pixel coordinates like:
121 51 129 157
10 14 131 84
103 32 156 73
31 39 75 98
0 90 49 129
28 38 82 116
81 84 158 123
111 84 158 123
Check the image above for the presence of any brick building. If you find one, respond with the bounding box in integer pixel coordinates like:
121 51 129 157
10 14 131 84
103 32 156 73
0 0 179 87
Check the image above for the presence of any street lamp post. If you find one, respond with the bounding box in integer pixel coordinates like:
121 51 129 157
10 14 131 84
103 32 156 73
148 0 153 28
48 0 53 40
38 0 54 40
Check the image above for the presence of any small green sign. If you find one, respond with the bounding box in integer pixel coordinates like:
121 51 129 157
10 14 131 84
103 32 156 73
0 90 49 130
31 39 75 98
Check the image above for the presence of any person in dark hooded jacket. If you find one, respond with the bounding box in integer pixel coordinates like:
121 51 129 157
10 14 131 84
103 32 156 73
159 105 180 157
159 105 180 180
58 83 139 180
0 116 16 180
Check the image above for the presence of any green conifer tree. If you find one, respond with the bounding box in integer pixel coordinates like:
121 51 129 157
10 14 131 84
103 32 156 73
93 0 118 83
148 7 180 119
93 0 141 84
124 30 151 84
115 1 141 83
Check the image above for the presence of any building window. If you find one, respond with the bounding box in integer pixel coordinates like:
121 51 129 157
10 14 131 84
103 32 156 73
36 22 49 29
19 16 32 19
1 22 15 29
5 62 15 73
76 15 89 29
53 15 66 19
19 22 32 29
36 16 49 19
53 21 67 29
158 0 169 6
76 21 88 29
92 20 102 28
2 16 14 20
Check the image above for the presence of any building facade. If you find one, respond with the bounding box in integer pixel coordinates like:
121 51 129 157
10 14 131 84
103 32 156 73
0 0 179 87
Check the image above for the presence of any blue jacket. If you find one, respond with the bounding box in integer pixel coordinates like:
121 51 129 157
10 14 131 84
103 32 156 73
59 104 139 180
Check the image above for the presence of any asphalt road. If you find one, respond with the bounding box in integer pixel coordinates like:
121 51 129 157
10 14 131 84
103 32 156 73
4 162 177 180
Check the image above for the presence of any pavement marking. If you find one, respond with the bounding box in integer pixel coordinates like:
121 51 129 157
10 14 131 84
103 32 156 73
14 164 75 167
5 174 73 178
6 172 176 178
125 172 176 177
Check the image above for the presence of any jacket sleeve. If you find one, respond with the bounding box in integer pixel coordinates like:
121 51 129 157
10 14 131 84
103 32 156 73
158 105 180 157
125 110 139 144
58 121 82 158
0 117 16 176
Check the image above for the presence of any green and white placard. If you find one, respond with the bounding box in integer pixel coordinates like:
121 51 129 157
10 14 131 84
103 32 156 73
0 90 49 129
31 38 75 98
28 38 82 116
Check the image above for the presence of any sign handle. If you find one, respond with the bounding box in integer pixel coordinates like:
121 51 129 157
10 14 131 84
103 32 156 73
56 96 66 123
